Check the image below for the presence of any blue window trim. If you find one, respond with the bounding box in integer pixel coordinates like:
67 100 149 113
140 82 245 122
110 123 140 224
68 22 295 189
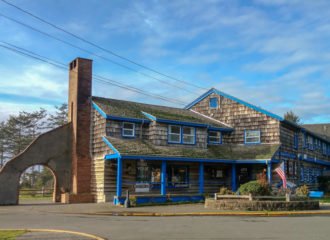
209 97 218 109
122 122 136 138
244 129 261 144
168 125 196 145
208 131 222 145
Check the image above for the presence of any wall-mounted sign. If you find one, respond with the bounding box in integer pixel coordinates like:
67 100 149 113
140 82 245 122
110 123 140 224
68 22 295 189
135 183 150 193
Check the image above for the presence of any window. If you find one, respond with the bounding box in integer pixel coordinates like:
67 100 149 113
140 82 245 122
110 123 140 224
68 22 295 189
294 133 298 149
323 143 327 155
168 125 196 144
208 131 222 144
245 130 261 144
122 122 135 137
168 125 181 143
209 97 218 109
168 165 189 187
307 136 314 150
182 127 195 144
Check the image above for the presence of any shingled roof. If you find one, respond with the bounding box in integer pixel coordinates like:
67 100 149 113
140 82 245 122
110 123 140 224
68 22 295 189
303 123 330 141
92 96 230 129
104 136 279 160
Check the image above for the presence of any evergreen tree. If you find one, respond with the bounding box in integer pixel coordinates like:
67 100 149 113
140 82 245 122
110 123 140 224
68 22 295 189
284 110 301 124
47 103 68 128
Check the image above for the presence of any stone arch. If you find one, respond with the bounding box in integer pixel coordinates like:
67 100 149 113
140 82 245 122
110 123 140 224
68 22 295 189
18 164 57 203
0 124 72 205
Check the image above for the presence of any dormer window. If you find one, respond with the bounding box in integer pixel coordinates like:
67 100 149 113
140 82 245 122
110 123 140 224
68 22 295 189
209 97 218 109
182 127 195 144
122 122 135 137
168 125 196 144
208 131 222 144
168 125 181 143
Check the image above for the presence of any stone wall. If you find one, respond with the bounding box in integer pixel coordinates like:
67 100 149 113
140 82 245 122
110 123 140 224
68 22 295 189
205 198 319 211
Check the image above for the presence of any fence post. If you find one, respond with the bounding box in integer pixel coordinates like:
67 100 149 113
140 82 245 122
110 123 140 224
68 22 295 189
286 193 291 202
248 194 253 201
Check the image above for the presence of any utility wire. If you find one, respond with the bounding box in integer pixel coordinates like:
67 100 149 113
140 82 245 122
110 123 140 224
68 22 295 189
0 12 198 95
1 0 208 91
0 42 187 106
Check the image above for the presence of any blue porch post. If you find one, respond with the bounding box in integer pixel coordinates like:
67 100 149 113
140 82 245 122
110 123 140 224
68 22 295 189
116 157 122 197
267 162 272 185
199 162 204 194
161 160 167 196
231 164 237 192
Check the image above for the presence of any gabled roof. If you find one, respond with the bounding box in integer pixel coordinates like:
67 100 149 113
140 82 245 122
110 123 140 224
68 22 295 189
185 88 330 144
103 136 280 161
185 88 284 121
92 96 232 130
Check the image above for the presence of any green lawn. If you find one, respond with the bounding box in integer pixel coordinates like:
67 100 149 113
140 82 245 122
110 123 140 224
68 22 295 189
320 197 330 203
0 230 27 240
19 194 52 200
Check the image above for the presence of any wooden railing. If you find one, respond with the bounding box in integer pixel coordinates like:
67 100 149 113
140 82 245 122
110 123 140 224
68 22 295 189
19 188 54 197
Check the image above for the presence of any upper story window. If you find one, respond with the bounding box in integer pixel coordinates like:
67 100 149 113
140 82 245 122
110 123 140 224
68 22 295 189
208 131 222 144
245 130 261 144
322 143 327 155
307 135 314 150
168 125 196 144
294 133 299 149
182 127 195 144
168 125 181 143
209 97 218 109
122 122 135 137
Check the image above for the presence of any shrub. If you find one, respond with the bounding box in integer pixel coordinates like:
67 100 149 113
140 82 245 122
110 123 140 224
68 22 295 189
296 185 309 197
219 187 233 195
129 196 137 206
238 180 271 196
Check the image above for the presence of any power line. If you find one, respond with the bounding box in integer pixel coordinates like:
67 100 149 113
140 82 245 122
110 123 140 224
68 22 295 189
1 0 208 91
0 42 187 106
0 12 199 95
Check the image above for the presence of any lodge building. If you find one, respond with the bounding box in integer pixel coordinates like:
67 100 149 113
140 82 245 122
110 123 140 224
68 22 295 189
84 59 330 204
1 57 329 205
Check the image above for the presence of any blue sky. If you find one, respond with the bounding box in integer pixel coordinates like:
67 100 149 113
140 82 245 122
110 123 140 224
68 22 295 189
0 0 329 123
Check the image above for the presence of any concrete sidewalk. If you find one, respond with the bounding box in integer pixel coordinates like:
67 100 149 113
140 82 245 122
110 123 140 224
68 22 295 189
2 202 330 217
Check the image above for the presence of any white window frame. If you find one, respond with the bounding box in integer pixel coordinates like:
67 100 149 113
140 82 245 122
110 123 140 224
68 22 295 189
245 130 261 144
168 125 181 143
182 126 195 144
208 131 222 144
122 122 135 137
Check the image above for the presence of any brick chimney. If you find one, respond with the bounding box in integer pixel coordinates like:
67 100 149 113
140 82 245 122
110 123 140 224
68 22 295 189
67 58 94 203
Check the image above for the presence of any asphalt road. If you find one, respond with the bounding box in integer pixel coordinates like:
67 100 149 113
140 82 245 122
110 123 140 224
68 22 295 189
0 204 330 240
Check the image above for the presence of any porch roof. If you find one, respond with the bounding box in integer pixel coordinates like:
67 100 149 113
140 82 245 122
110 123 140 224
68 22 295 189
103 136 280 161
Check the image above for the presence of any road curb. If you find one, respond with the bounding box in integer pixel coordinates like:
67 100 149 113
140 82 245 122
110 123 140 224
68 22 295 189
0 228 106 240
84 210 330 217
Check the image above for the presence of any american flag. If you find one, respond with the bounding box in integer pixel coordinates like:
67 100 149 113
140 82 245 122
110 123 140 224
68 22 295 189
275 162 287 188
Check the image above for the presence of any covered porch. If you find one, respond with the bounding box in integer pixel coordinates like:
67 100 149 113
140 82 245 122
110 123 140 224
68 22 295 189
102 136 280 205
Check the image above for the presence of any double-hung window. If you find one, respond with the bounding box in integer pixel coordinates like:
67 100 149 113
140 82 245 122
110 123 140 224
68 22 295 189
208 131 222 144
323 143 327 155
245 130 261 144
122 122 135 137
294 133 299 149
307 136 314 150
168 125 195 144
182 127 195 144
168 125 181 143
